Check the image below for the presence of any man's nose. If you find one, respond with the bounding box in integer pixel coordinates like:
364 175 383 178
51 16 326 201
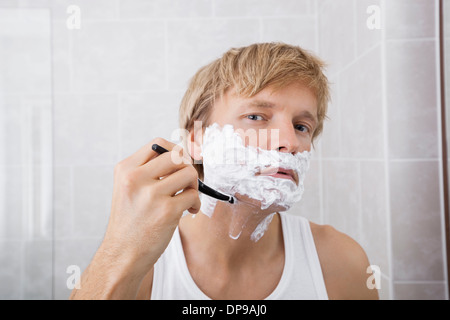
269 124 301 153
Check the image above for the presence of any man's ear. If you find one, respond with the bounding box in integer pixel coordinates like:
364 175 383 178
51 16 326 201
187 122 203 163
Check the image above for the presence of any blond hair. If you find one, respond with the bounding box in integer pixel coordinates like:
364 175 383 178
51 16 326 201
179 42 330 179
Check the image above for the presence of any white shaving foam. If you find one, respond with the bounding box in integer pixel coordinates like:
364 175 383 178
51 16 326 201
199 123 312 241
250 212 276 242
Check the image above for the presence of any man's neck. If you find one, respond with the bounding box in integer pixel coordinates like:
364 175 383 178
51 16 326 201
178 201 284 271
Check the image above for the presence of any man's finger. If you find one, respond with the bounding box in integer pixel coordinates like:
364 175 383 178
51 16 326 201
120 138 175 169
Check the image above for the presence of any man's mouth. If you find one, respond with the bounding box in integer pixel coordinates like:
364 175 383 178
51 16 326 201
256 166 298 184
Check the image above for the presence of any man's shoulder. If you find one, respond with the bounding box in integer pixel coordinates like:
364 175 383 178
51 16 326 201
309 222 364 256
309 222 379 300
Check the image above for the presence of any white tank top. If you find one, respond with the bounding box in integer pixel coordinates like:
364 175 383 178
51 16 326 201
150 213 328 300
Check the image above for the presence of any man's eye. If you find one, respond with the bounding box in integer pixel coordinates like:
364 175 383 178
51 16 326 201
295 124 309 132
247 115 264 121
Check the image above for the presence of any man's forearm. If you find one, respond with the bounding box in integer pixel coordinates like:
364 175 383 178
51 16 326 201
69 242 148 300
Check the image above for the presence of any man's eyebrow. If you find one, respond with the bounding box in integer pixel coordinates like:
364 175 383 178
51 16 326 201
243 100 276 109
297 110 318 125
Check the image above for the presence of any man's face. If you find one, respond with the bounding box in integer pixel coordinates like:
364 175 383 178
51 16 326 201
192 81 317 215
208 81 318 155
190 81 317 217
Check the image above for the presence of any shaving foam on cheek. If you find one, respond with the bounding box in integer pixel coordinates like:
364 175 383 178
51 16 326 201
199 123 312 241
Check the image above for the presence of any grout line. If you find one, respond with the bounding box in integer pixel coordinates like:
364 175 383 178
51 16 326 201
357 160 363 244
389 158 441 162
164 19 169 91
330 36 437 80
47 90 186 95
68 20 73 93
69 166 74 238
314 0 324 225
393 280 447 284
314 0 319 54
116 0 120 20
435 0 449 300
380 0 394 300
117 92 122 161
317 140 325 225
329 42 381 79
385 36 437 42
336 76 342 158
353 0 357 59
258 17 263 42
211 0 215 17
51 235 106 241
321 157 440 162
69 15 317 23
49 6 55 300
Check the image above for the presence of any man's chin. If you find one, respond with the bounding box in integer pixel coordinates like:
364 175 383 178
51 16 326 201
232 193 290 213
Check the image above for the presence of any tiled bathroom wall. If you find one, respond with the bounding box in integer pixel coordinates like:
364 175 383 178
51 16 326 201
0 7 53 299
307 0 447 299
0 0 447 300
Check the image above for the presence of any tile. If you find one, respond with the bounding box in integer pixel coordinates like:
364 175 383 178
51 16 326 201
339 45 384 159
0 0 19 7
378 275 391 300
446 0 450 30
0 241 23 299
385 0 436 40
0 8 52 94
318 0 355 76
260 16 316 51
214 0 311 17
119 91 183 159
390 161 444 281
23 239 52 299
0 94 53 239
53 166 72 239
308 0 318 15
119 0 212 19
167 18 259 90
322 160 360 242
356 0 381 56
17 0 52 7
386 40 438 159
49 0 118 21
54 237 103 299
394 282 447 300
359 161 389 277
0 166 24 239
319 78 341 158
71 20 165 92
0 95 22 166
445 1 450 40
53 93 119 166
50 20 71 93
445 38 450 151
24 165 53 240
21 94 53 167
1 164 53 242
72 164 114 238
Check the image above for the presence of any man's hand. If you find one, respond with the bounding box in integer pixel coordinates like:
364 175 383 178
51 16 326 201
70 138 201 299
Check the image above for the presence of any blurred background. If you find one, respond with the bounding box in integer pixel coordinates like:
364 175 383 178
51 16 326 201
0 0 449 300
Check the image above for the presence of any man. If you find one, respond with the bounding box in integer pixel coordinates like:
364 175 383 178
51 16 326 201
70 43 378 300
